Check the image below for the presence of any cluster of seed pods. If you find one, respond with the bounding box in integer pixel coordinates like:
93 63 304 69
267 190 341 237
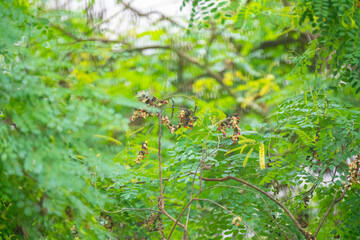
135 141 148 164
130 94 168 122
161 114 179 134
160 109 197 134
131 93 197 163
217 113 241 144
178 109 197 130
347 155 360 189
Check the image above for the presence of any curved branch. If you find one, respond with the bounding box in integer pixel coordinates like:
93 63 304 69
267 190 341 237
201 176 311 238
314 188 347 237
193 198 261 240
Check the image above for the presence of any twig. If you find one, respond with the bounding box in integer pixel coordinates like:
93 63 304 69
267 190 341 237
200 176 311 238
175 51 237 100
184 147 220 239
100 208 160 213
158 114 164 209
51 23 127 45
160 208 185 228
157 113 186 230
313 187 347 237
193 198 261 240
204 184 293 238
121 1 183 28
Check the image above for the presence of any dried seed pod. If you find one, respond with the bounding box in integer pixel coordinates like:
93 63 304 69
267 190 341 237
231 134 238 143
135 142 149 164
233 125 241 136
188 116 197 129
232 216 242 227
147 213 157 226
178 110 186 119
348 155 360 187
177 109 196 130
303 196 310 208
149 96 158 106
157 99 168 107
142 141 148 151
161 115 171 126
169 124 179 134
130 110 139 121
139 110 149 119
217 113 241 140
230 116 238 127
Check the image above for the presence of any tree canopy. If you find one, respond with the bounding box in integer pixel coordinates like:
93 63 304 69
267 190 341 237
0 0 360 239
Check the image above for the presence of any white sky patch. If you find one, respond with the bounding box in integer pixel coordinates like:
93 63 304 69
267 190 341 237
50 0 191 35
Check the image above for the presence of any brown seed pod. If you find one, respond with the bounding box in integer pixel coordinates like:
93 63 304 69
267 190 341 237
161 115 171 126
169 124 179 134
135 142 149 163
232 216 242 226
142 141 148 151
348 155 360 188
130 110 139 121
217 113 241 140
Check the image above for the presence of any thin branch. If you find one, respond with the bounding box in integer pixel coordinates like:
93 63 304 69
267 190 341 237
93 8 124 29
193 198 261 240
106 172 194 190
100 207 160 214
51 23 127 45
160 208 185 228
158 114 164 209
200 176 311 238
121 1 183 28
175 51 237 100
314 187 348 237
166 192 202 239
120 45 171 53
184 148 214 239
156 113 186 230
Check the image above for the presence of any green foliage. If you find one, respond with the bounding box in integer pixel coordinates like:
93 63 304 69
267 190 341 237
184 0 360 92
1 0 360 239
296 0 360 92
